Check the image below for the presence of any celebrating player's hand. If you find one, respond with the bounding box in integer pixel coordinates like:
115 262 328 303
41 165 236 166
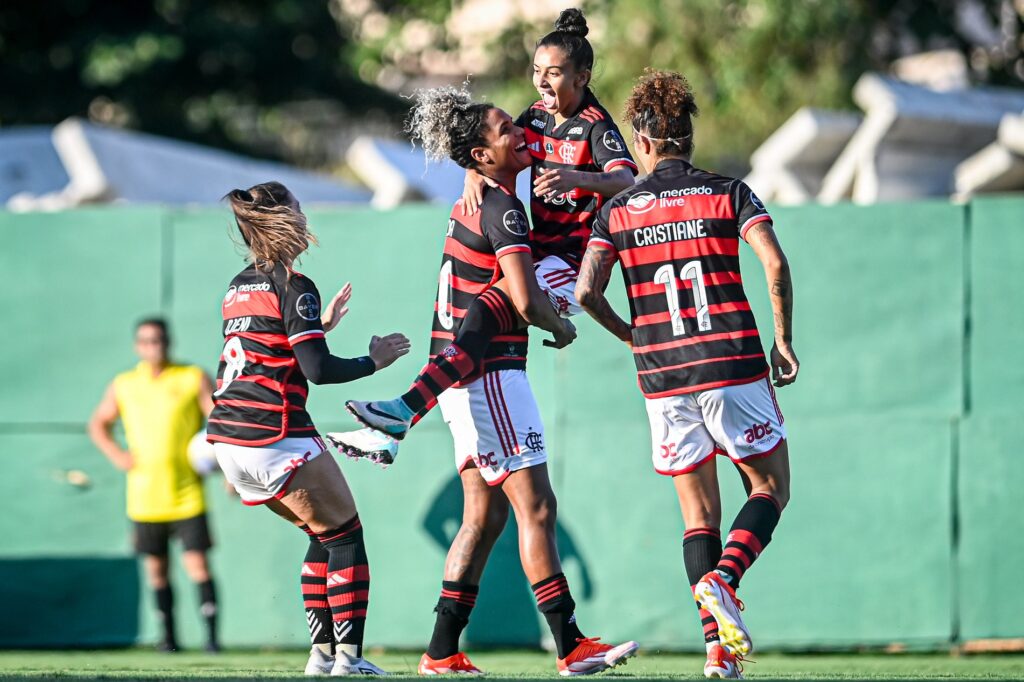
461 170 499 216
543 318 577 349
534 168 580 201
770 341 799 387
321 282 353 332
369 333 411 370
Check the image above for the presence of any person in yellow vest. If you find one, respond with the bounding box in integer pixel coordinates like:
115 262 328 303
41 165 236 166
88 317 219 652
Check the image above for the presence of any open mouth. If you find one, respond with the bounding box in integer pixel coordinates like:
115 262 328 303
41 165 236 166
514 142 527 153
539 90 557 109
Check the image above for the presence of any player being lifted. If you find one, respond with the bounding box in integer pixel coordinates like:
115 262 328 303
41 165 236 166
207 182 409 675
333 86 638 676
336 8 635 455
575 71 798 679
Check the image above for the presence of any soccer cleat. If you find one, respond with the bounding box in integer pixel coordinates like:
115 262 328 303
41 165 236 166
345 398 414 440
326 428 400 468
330 651 389 676
417 652 484 675
704 644 743 679
305 647 335 676
557 637 639 676
694 572 753 656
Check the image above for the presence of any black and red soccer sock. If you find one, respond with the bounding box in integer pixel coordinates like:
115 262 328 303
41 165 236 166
154 585 177 650
196 579 219 650
401 288 517 414
300 525 334 654
426 581 479 660
716 493 782 589
532 572 586 659
683 527 722 646
318 516 370 659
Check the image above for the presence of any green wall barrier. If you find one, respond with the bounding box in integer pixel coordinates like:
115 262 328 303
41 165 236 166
0 197 1018 650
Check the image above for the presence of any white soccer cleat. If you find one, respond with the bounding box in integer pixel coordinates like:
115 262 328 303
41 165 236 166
305 647 335 676
330 651 389 675
694 572 753 656
704 643 743 679
325 428 400 468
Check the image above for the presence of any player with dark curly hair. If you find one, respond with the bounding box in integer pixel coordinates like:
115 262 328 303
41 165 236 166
330 85 638 676
577 70 798 679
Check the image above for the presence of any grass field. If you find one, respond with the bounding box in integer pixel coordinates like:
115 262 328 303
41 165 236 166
1 649 1023 680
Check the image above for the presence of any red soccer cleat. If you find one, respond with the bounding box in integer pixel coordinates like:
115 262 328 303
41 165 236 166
556 637 639 676
417 652 484 675
704 643 743 679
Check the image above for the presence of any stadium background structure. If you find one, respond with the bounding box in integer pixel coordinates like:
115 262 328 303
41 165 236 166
0 195 1022 651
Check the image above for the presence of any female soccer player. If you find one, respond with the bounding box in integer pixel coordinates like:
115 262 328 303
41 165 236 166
338 8 635 451
576 70 797 679
207 182 410 675
339 86 637 676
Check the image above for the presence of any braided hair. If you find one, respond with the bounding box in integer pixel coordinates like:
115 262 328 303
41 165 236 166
624 69 700 157
405 83 494 170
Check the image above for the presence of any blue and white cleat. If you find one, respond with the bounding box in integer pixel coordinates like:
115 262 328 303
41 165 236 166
326 428 400 468
345 398 414 440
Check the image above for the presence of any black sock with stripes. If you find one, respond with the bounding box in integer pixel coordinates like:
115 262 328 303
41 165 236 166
300 525 334 655
318 516 370 659
533 573 585 659
716 493 782 589
197 579 219 650
401 288 516 413
683 527 722 645
426 581 478 660
154 585 177 650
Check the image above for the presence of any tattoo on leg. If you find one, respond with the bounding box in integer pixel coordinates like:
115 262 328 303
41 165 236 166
446 525 483 581
771 279 789 297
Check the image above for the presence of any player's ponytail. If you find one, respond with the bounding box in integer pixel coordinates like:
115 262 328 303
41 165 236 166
624 68 700 157
536 8 594 85
224 181 317 272
405 83 493 170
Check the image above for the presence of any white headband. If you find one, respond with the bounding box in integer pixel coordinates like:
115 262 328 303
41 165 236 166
632 126 691 149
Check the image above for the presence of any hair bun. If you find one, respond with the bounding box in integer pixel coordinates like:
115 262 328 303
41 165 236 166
229 188 253 203
554 8 588 37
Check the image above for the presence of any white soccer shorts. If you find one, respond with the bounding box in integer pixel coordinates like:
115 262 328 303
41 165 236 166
213 436 327 505
437 369 548 486
645 377 786 476
534 255 582 318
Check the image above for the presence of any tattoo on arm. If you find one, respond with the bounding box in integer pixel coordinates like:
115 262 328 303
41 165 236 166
578 246 632 343
747 223 793 343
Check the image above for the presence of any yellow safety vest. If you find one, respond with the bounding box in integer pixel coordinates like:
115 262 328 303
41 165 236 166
113 362 206 522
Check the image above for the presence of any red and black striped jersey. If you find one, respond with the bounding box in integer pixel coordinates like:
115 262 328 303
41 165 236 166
590 158 772 399
207 263 325 445
431 184 532 374
516 89 637 269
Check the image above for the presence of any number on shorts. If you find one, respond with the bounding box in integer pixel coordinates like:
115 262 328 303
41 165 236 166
214 336 246 396
653 261 712 337
437 260 454 330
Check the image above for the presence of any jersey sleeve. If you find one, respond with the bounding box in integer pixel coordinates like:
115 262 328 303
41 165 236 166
588 201 617 253
589 118 638 174
481 193 533 258
731 180 772 241
282 274 327 347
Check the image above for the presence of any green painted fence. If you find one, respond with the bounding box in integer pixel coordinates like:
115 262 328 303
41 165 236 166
0 196 1020 650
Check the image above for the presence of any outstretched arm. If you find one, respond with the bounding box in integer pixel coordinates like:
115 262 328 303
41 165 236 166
293 334 410 385
575 243 632 344
745 222 799 386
